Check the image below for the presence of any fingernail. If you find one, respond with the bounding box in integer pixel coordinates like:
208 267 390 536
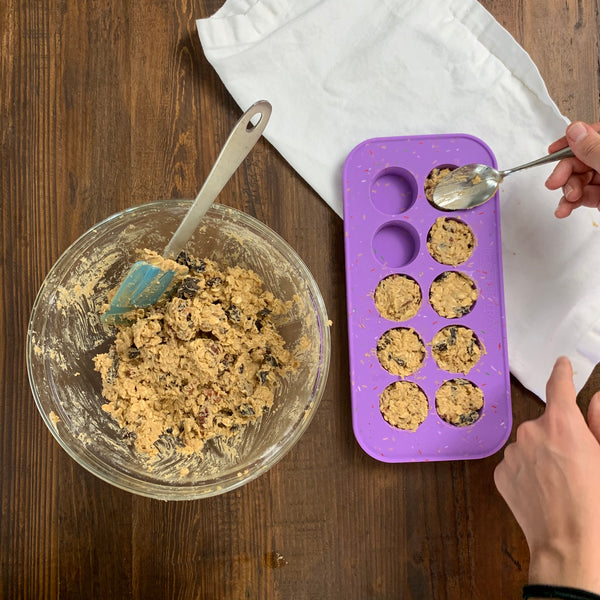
563 184 573 199
567 121 588 143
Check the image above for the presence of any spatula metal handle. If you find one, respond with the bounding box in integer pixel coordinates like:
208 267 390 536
163 100 272 258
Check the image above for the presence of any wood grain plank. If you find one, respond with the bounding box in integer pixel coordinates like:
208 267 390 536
2 1 600 598
522 0 600 122
1 2 61 598
48 2 136 598
57 465 133 599
58 1 132 231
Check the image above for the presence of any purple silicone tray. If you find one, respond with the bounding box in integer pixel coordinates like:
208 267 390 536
343 134 511 463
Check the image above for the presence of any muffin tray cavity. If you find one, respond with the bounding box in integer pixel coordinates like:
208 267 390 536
343 134 511 462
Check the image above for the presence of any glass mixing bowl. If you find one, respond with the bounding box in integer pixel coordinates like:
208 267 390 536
27 201 330 500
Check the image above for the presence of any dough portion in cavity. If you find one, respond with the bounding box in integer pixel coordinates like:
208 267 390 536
376 327 425 376
424 167 453 202
431 325 484 374
436 379 483 426
374 274 422 321
429 271 478 318
94 252 295 456
380 381 429 431
427 217 475 266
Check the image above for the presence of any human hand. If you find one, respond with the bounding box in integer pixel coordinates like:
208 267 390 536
494 357 600 594
545 121 600 218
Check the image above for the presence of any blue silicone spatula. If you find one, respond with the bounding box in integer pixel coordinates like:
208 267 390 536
102 100 272 324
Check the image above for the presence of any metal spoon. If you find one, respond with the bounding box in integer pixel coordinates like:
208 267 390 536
432 146 575 210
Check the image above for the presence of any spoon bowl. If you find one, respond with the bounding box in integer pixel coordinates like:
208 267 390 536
432 146 574 210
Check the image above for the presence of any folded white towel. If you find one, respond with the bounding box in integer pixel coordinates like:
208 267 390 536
197 0 600 400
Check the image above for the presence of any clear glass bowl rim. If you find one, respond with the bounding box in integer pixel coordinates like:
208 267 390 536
26 200 331 500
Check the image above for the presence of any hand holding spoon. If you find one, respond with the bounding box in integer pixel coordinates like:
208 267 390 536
432 146 575 210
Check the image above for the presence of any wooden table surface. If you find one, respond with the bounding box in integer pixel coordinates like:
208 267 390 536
2 1 599 598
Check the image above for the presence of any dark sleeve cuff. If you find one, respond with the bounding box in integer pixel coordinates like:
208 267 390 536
523 585 600 600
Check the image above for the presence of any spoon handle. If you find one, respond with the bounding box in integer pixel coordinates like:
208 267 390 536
163 100 272 258
503 146 575 176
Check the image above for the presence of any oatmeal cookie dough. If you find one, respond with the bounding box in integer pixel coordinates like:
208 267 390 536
376 327 425 376
424 167 453 202
436 379 483 426
374 274 421 321
431 326 484 374
144 250 189 275
94 251 295 456
429 271 478 318
427 217 475 266
380 381 429 431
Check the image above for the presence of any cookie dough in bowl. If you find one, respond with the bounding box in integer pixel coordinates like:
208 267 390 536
27 201 330 500
95 254 296 457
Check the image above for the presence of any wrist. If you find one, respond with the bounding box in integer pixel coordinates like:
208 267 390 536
529 547 600 595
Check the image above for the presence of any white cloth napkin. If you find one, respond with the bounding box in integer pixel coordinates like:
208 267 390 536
197 0 600 401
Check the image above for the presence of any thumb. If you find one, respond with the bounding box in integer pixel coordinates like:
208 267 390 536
587 391 600 444
565 121 600 173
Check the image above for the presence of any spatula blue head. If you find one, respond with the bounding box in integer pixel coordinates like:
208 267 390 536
100 100 272 325
101 261 181 324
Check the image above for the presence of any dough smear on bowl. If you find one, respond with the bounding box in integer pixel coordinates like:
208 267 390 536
94 250 296 456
